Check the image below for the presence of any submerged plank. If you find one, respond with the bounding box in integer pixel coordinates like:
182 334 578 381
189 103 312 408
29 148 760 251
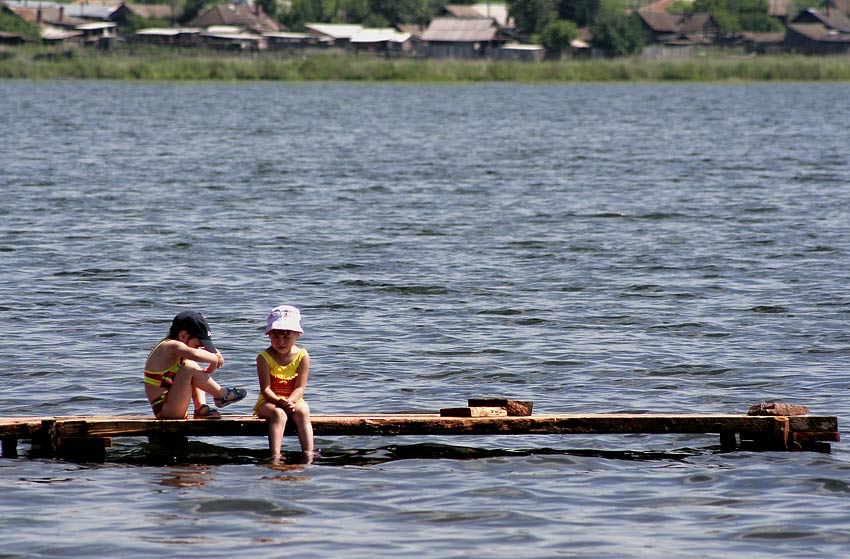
40 413 838 437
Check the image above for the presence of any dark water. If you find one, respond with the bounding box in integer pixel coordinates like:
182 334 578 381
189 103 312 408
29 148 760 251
1 80 850 558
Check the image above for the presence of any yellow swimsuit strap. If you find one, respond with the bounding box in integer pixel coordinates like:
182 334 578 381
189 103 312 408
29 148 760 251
260 348 304 381
144 340 183 386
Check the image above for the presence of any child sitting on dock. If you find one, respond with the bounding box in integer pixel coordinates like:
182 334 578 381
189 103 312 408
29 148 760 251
254 305 314 461
144 311 247 419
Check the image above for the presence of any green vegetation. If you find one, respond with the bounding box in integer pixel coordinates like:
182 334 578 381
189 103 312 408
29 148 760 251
0 9 41 40
539 19 579 57
589 0 644 57
691 0 784 32
3 46 850 82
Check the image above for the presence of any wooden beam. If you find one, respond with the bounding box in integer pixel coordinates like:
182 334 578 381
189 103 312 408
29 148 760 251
43 413 838 438
0 413 840 459
467 399 533 416
440 407 508 417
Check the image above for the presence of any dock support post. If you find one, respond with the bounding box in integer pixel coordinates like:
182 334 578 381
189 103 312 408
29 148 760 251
2 436 18 458
719 431 737 451
55 437 112 462
148 433 189 452
772 417 790 450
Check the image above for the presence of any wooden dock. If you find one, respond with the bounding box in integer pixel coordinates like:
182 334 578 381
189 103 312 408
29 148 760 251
0 406 840 461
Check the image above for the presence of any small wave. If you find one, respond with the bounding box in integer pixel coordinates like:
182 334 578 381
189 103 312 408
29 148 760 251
749 305 790 314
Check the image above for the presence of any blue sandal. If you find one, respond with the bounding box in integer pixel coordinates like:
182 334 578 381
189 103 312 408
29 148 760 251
193 404 221 419
214 387 247 408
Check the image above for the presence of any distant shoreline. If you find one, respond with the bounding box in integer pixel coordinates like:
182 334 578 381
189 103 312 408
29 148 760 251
3 47 850 82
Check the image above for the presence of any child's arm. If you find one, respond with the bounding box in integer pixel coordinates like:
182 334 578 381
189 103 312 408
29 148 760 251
257 354 279 405
173 342 224 373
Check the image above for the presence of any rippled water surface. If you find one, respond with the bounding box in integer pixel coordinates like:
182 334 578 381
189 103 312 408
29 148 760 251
1 80 850 558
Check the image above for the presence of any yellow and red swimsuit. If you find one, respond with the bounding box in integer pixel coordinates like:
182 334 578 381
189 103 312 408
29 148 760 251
144 340 185 419
253 348 306 414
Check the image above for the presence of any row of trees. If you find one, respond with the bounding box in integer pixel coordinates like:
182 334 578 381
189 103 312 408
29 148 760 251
275 0 805 56
510 0 837 55
508 0 643 56
3 0 831 56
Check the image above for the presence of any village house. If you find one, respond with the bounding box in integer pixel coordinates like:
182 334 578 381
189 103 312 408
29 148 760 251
187 3 280 34
490 43 543 62
304 23 364 47
348 27 414 57
263 31 328 51
442 3 513 32
637 8 720 45
419 17 506 58
785 7 850 54
182 4 281 50
3 1 96 45
133 27 201 47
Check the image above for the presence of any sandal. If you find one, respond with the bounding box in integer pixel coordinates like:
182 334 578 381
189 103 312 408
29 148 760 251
214 386 247 408
193 404 221 419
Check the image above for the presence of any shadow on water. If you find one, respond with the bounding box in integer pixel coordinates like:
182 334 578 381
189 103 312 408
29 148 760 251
104 440 712 467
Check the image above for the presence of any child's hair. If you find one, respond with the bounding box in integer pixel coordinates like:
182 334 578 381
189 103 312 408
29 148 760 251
167 311 218 352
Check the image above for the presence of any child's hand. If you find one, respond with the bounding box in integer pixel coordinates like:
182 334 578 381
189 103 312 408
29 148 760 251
205 352 224 374
278 398 295 413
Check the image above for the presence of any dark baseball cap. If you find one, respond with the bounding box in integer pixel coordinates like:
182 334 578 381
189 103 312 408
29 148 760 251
170 311 217 353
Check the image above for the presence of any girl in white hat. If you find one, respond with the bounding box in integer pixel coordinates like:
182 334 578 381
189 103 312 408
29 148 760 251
254 305 314 461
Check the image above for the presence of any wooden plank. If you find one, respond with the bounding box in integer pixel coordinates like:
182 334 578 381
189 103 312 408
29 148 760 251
0 414 839 458
467 399 533 416
440 407 508 417
0 418 46 438
39 413 840 438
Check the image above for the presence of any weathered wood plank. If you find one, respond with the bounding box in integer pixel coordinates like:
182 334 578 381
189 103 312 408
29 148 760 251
38 413 838 437
467 399 533 416
440 407 509 417
1 414 839 458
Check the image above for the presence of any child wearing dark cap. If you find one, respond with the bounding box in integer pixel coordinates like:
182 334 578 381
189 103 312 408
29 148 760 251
144 311 247 419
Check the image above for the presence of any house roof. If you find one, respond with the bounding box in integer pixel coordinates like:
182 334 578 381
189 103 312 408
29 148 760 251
8 5 86 26
738 30 786 43
794 8 850 32
187 3 280 33
638 9 717 36
40 26 83 39
445 4 511 27
787 22 850 42
421 17 498 42
126 3 173 20
63 3 124 20
499 43 542 51
304 23 363 39
678 13 714 34
76 21 116 30
638 9 680 32
135 27 200 36
349 28 411 44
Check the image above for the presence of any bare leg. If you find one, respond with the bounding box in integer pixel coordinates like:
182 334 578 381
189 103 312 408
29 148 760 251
159 365 225 419
192 386 207 414
291 401 314 453
257 402 287 460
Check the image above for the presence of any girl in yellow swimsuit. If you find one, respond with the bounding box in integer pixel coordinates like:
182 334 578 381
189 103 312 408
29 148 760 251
144 311 247 419
254 305 314 461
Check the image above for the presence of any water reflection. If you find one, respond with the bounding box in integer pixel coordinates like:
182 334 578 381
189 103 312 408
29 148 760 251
156 466 213 489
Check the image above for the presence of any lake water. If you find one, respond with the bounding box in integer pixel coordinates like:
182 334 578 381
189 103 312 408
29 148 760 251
1 80 850 558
